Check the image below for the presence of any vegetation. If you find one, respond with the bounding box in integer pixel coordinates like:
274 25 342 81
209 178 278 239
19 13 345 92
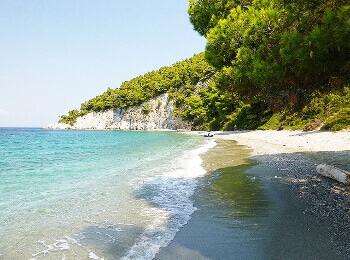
258 87 350 131
60 0 350 131
59 53 215 125
189 0 350 109
58 109 81 125
141 105 152 115
185 0 350 130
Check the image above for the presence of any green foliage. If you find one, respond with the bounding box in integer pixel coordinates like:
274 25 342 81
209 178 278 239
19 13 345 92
189 0 350 108
173 78 273 130
257 86 350 130
188 0 253 36
59 53 215 125
258 112 285 130
220 101 273 130
323 108 350 131
142 105 152 115
58 109 82 125
59 1 350 132
180 95 207 128
173 81 238 130
188 0 235 36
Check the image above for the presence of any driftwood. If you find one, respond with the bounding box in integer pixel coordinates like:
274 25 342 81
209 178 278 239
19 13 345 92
316 164 350 185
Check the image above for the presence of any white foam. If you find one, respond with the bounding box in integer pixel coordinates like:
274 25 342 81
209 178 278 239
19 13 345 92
89 251 104 259
122 139 216 259
30 236 81 259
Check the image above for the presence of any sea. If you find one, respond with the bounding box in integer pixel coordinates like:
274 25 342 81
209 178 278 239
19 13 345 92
0 128 215 259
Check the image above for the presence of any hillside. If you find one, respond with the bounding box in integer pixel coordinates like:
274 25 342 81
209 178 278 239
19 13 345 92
55 53 349 131
54 53 215 130
55 1 350 131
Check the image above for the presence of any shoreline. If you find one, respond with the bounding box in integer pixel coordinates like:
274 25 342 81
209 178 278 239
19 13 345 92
213 129 350 153
156 130 350 259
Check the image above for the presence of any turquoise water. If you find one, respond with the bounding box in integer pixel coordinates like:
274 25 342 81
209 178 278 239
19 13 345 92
0 128 214 259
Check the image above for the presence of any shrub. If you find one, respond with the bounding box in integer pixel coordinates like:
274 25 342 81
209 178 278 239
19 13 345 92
322 108 350 131
142 105 152 115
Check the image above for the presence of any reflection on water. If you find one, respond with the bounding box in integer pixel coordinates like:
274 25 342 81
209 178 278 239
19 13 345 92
200 140 270 220
161 140 273 259
208 163 270 220
163 139 349 259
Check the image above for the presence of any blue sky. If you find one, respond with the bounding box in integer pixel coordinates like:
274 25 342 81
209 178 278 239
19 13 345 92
0 0 206 127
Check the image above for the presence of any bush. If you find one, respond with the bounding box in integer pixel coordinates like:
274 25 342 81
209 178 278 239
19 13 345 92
142 105 152 115
258 112 285 130
322 108 350 131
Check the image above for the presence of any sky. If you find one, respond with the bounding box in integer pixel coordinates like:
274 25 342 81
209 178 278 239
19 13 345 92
0 0 206 127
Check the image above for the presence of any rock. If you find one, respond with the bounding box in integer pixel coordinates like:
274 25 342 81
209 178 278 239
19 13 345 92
44 122 72 130
45 93 191 131
44 76 215 131
316 164 350 185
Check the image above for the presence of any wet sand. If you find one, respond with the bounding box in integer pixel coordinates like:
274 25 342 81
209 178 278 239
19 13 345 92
156 131 350 259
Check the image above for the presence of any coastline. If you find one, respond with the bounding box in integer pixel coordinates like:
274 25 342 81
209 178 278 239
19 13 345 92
156 130 350 259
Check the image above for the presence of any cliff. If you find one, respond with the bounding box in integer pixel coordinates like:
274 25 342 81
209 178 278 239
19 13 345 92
45 93 191 130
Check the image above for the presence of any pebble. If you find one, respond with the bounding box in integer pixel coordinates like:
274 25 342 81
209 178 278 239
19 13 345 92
256 151 350 256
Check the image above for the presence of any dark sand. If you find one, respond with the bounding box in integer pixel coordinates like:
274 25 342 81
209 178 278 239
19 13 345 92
155 140 350 260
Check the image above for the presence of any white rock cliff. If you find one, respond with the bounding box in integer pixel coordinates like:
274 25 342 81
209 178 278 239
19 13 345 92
45 93 191 130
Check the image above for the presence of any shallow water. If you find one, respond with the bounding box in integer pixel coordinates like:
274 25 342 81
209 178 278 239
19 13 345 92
156 140 272 259
156 140 349 259
0 128 214 259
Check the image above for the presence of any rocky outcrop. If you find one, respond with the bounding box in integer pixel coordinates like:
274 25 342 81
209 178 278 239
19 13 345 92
45 93 191 130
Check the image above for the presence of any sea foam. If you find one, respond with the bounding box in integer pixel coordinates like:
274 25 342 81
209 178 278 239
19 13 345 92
123 139 216 259
0 129 215 259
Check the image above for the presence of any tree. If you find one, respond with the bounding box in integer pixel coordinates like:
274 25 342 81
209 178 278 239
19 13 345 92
58 53 215 124
188 0 253 36
188 0 350 109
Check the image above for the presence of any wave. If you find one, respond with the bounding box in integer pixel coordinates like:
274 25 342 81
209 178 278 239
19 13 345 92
123 139 216 259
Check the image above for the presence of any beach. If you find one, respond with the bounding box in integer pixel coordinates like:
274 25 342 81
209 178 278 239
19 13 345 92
156 130 350 259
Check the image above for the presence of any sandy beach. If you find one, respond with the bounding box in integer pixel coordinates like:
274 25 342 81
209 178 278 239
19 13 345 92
156 130 350 259
215 130 350 158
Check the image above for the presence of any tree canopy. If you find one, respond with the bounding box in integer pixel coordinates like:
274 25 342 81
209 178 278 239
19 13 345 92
58 1 350 131
188 0 350 109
